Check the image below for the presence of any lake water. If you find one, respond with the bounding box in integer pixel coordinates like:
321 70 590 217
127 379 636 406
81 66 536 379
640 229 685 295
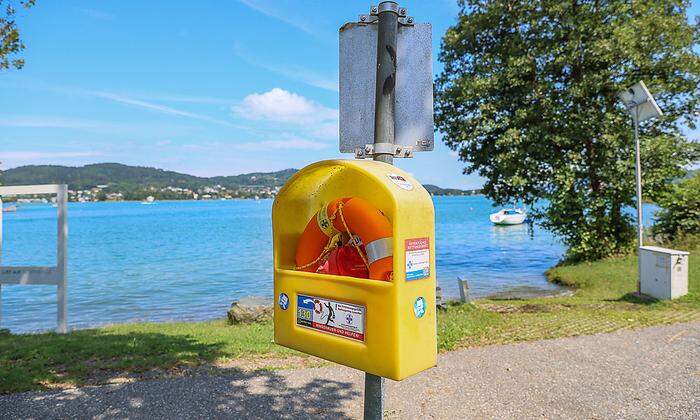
0 197 655 333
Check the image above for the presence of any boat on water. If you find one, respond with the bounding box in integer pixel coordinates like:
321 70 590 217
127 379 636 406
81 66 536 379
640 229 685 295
141 196 156 205
2 205 18 213
490 208 527 225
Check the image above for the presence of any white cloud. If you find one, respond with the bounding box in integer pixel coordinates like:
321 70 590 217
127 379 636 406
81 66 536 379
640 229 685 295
0 80 245 129
449 150 460 158
234 88 338 126
93 92 239 127
267 66 338 93
0 151 102 160
238 0 314 35
0 116 111 129
130 92 235 105
181 136 328 153
230 138 327 151
248 138 327 150
0 115 202 138
311 122 339 139
233 45 338 92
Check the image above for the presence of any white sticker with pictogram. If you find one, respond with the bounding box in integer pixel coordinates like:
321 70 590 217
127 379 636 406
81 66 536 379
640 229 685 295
296 294 365 341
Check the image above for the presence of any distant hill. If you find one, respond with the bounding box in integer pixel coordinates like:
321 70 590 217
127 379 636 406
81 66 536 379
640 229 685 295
423 184 480 196
0 163 477 197
0 163 297 190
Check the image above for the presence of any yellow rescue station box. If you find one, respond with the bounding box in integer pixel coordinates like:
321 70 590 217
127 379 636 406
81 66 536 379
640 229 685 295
272 159 437 381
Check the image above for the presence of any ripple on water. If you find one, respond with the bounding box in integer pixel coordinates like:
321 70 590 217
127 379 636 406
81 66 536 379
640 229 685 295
0 197 654 332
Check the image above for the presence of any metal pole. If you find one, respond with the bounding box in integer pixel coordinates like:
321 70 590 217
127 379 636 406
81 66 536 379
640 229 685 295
372 1 399 165
365 2 399 418
634 108 643 294
56 186 68 333
364 372 385 419
634 110 643 247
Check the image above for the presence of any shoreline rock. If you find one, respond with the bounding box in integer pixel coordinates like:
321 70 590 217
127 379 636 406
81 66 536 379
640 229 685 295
227 296 272 325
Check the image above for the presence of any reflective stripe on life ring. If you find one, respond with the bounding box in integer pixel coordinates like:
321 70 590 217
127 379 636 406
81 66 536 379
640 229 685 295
365 237 393 265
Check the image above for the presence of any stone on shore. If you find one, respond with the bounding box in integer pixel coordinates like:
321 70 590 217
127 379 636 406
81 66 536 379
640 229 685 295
227 296 272 325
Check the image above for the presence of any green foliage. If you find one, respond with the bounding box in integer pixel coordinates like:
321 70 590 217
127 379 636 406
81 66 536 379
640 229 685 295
546 245 699 305
0 0 34 70
679 168 699 181
435 0 700 261
653 172 700 242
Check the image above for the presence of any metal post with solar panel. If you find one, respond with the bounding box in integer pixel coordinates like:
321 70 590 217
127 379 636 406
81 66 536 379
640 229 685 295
618 81 663 295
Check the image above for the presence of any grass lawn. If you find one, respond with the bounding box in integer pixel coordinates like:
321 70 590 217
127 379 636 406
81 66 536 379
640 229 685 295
1 248 697 393
439 249 698 350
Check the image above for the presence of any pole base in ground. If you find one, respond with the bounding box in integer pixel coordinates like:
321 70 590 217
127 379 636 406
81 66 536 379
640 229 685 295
364 372 385 419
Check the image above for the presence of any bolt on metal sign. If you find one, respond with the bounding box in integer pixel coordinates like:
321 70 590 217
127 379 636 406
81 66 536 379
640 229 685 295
339 20 434 157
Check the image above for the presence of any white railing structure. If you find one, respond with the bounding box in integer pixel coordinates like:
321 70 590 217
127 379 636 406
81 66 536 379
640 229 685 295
0 184 68 333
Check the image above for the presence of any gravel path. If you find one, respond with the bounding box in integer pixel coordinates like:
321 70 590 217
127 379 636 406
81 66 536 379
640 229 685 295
2 322 698 419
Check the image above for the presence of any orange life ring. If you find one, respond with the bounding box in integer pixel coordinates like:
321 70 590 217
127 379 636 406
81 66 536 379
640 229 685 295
295 197 393 281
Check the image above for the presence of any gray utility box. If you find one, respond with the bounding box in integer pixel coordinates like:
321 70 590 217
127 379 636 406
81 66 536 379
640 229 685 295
639 246 689 300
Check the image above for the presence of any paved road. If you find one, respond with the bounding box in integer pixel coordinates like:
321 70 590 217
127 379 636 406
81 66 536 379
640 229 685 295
2 322 698 419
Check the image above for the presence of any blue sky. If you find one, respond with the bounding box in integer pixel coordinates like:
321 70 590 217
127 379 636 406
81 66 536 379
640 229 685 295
1 1 698 189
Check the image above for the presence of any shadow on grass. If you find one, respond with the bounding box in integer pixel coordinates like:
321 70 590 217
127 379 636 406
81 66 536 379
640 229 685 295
605 292 659 305
0 330 226 393
0 330 359 418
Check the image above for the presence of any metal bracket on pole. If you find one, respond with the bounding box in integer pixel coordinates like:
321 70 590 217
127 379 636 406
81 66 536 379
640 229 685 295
358 4 414 26
355 143 414 159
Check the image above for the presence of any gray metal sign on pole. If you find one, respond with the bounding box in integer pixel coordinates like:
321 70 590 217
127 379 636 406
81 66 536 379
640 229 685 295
339 2 433 419
340 3 433 161
618 81 663 294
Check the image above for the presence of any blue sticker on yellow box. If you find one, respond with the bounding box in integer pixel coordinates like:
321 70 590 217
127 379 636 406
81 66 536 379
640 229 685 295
278 293 289 310
414 297 426 318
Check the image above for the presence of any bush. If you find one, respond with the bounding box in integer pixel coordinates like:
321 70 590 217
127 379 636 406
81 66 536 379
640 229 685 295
653 173 700 243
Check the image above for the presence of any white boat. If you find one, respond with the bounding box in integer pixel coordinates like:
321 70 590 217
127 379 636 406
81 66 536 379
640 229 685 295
2 205 17 213
141 196 156 205
490 208 527 225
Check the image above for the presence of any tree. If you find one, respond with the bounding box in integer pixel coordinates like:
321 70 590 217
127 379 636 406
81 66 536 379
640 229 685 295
652 172 700 243
435 0 700 261
1 0 34 70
